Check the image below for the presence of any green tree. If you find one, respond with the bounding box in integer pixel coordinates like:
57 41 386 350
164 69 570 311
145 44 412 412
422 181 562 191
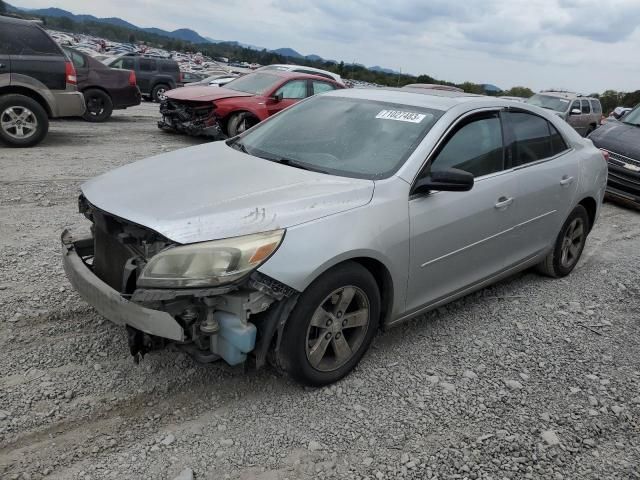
502 86 534 98
128 32 136 43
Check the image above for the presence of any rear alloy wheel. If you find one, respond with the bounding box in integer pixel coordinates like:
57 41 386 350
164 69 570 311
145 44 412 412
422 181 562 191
536 205 589 277
82 89 114 122
152 84 170 103
0 94 49 148
279 262 380 386
227 112 258 137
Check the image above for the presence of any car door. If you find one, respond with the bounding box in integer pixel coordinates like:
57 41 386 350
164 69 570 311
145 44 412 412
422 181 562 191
407 110 519 313
137 58 156 94
0 50 10 88
266 79 308 116
567 100 584 134
503 111 580 260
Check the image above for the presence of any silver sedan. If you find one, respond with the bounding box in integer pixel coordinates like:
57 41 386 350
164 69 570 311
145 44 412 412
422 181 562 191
62 88 608 386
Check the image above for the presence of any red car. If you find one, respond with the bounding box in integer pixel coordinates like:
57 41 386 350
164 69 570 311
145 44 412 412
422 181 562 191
158 71 344 138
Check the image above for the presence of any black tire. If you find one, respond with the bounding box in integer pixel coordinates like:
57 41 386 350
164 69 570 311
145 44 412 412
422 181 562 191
585 126 595 137
0 94 49 148
536 205 590 278
151 84 170 103
278 262 381 387
227 112 258 137
82 89 113 122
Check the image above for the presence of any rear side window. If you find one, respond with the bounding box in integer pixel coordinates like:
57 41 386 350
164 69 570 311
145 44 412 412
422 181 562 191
549 122 569 156
590 100 602 114
504 112 552 165
139 59 157 72
160 62 178 73
111 57 135 70
1 25 61 56
431 113 504 178
65 50 87 69
312 81 335 95
581 99 591 114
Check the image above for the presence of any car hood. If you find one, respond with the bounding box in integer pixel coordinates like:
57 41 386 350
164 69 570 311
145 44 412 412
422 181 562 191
165 86 253 102
81 143 374 244
590 122 640 159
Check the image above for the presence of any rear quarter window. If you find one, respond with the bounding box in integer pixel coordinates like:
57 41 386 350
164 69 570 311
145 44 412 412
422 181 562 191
1 24 61 56
590 100 602 114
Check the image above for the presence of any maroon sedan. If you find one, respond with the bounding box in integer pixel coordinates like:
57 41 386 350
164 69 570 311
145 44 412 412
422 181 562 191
158 70 344 138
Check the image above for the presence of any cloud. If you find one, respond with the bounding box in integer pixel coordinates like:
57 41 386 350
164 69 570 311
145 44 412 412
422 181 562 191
18 0 640 92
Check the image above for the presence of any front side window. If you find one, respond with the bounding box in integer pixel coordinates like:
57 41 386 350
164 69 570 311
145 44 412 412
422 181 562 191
570 100 581 113
504 112 552 165
275 80 308 99
2 25 61 56
312 81 335 95
581 99 591 114
430 113 504 178
237 96 442 179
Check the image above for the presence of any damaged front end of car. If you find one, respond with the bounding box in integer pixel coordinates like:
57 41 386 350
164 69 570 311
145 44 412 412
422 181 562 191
62 196 298 368
158 99 226 139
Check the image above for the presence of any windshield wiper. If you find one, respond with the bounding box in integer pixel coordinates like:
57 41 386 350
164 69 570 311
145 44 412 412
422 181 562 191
268 157 329 174
229 138 249 153
622 121 640 128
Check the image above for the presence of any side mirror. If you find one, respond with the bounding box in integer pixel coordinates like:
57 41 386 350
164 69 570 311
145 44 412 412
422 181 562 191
413 168 474 194
273 92 284 102
570 108 582 115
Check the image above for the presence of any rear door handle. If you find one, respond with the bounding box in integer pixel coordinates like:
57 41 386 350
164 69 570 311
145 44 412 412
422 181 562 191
560 175 574 186
494 196 514 209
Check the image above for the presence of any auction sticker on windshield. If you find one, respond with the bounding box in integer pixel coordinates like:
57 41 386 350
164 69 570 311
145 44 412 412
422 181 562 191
376 110 427 123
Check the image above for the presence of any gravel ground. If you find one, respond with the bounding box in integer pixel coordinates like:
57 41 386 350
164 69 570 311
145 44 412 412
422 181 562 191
1 103 639 480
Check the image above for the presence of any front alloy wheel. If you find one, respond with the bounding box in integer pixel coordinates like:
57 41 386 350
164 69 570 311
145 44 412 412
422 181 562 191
305 286 371 372
279 262 381 386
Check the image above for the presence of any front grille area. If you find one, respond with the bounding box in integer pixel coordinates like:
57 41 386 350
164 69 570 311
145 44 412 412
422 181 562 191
87 204 172 293
603 149 640 168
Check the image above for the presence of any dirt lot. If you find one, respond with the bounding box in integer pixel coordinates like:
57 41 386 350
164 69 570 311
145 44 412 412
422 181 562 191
1 104 639 480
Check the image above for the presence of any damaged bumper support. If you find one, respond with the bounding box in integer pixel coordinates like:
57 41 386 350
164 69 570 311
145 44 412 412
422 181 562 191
61 230 279 365
157 99 226 139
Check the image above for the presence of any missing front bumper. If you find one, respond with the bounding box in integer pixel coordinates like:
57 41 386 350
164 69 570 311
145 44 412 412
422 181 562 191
61 230 185 341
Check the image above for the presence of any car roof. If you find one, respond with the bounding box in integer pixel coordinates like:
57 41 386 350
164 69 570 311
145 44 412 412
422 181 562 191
326 87 502 111
536 91 598 101
0 15 41 26
256 70 341 83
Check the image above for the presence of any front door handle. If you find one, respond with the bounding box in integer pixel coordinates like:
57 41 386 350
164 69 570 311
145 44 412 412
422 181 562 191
560 175 574 186
495 196 514 209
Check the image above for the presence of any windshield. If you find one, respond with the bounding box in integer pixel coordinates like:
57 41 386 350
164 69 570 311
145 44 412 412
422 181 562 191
224 73 280 95
236 96 442 179
526 94 571 112
622 105 640 126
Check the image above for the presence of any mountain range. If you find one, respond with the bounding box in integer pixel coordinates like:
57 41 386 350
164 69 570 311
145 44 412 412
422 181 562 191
7 3 399 73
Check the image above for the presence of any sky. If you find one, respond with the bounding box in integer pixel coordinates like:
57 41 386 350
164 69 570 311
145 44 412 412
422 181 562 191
15 0 640 93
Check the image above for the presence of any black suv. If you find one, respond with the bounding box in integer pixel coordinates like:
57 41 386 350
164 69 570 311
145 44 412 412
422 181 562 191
0 16 86 147
107 55 181 102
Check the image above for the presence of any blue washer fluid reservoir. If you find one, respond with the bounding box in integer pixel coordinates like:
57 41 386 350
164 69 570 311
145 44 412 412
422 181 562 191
210 311 257 365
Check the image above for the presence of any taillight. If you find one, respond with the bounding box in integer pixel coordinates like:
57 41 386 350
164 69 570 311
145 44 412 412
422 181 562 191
65 61 77 86
128 70 137 86
179 71 184 82
600 149 610 162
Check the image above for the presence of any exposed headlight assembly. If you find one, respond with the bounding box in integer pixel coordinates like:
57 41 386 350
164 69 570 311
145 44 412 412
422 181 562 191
137 230 284 288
